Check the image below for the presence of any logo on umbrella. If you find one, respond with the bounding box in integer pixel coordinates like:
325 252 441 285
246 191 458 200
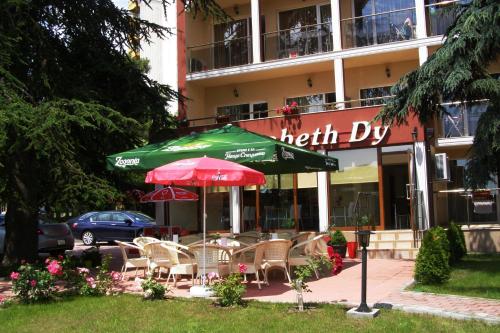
281 147 295 160
115 156 140 168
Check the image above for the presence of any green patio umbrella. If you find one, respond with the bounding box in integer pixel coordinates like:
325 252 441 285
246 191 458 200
107 124 338 174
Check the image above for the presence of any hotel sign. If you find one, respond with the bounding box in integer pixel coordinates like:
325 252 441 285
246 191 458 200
273 121 389 147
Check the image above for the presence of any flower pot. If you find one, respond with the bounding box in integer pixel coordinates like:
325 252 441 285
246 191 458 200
331 245 347 258
347 241 358 258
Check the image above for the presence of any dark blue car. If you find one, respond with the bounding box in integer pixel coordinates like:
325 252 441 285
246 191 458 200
69 211 156 245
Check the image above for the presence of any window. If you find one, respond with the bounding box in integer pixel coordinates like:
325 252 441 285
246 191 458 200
259 174 294 230
113 213 130 222
286 92 336 113
214 18 252 68
277 4 332 57
90 213 112 222
328 149 380 227
360 86 391 106
217 102 268 121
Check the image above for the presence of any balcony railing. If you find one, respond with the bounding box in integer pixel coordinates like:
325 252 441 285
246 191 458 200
425 0 460 36
441 102 488 138
187 36 252 73
262 22 333 61
183 97 391 127
341 7 417 49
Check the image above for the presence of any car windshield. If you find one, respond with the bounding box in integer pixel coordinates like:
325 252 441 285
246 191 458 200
130 211 155 223
38 216 58 225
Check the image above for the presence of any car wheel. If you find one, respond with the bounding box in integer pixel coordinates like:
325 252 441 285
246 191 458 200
82 231 96 246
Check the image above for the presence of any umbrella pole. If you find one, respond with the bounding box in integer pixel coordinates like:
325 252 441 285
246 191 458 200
203 184 206 286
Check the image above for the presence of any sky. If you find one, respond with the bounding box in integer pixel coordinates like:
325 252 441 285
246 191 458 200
113 0 128 9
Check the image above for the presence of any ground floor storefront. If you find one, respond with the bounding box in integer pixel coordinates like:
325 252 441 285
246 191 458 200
162 106 498 234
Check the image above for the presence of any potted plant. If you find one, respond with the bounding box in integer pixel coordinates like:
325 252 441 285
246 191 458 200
328 230 347 258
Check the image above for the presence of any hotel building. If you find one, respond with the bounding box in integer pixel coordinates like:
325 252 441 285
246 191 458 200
133 0 499 256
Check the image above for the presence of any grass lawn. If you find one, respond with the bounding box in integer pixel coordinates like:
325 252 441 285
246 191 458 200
412 254 500 299
0 294 498 333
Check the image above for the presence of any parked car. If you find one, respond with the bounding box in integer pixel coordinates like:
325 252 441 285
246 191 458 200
0 213 74 255
69 211 157 245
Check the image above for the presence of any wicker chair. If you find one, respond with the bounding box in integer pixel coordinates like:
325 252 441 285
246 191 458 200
288 234 326 279
189 244 230 284
230 242 267 289
179 234 203 246
115 240 148 280
234 235 260 245
291 232 315 245
262 239 292 284
159 243 196 287
133 236 159 250
143 242 172 278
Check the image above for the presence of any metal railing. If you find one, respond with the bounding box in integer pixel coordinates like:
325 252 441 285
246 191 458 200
187 36 253 73
262 22 333 61
441 101 488 138
183 97 392 127
425 0 460 36
340 7 417 49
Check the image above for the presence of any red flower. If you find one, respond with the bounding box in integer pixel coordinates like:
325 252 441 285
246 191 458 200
10 272 20 280
30 280 37 287
238 263 248 274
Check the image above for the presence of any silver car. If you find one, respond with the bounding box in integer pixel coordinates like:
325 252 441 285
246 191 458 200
0 214 74 255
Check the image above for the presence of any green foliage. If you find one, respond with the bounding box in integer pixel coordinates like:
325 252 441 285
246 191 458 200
291 265 314 293
10 262 57 303
141 277 167 300
415 227 451 284
329 230 347 246
211 273 246 307
375 0 500 186
80 247 103 268
447 222 467 265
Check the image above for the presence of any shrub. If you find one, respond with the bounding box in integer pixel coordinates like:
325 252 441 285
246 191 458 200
447 222 467 265
328 230 347 246
79 255 120 296
212 273 246 307
11 261 57 303
415 227 450 284
141 277 167 300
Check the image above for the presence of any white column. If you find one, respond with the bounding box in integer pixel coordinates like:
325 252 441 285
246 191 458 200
415 142 430 230
230 186 241 234
418 46 428 65
317 150 330 232
330 0 342 52
154 184 165 226
334 58 345 109
251 0 261 63
415 0 427 39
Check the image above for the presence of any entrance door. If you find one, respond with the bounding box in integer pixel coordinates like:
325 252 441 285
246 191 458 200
381 147 412 229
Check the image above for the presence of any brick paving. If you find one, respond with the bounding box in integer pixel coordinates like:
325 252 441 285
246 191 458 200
1 243 499 324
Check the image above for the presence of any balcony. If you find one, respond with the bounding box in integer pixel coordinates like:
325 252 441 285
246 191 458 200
425 0 460 36
187 36 252 74
341 7 417 49
441 102 488 138
262 22 333 61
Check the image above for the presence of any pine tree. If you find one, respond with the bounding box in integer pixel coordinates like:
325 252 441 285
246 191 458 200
376 0 500 187
0 0 226 265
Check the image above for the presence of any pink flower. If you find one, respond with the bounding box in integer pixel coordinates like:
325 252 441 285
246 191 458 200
290 101 298 108
58 255 64 261
30 280 37 287
77 267 90 275
45 258 51 264
110 271 121 281
10 272 20 280
238 263 248 274
86 276 96 288
46 260 63 276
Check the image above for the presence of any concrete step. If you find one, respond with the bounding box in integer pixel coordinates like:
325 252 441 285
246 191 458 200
367 239 414 250
365 248 419 260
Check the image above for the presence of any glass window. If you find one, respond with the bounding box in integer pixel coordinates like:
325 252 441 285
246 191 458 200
441 159 498 224
360 86 392 106
297 173 319 231
259 174 294 231
217 104 250 121
113 213 130 222
328 149 380 227
90 213 112 222
286 92 336 113
214 18 251 68
206 186 230 231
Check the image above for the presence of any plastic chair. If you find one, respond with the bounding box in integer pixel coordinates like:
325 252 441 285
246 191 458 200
288 235 326 279
261 239 292 284
115 240 148 280
159 243 196 287
189 244 231 284
143 242 172 278
230 242 267 289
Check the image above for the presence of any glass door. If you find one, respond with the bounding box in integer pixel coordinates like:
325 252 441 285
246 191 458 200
214 18 251 69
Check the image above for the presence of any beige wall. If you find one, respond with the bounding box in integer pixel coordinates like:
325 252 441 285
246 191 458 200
185 60 418 119
463 226 500 253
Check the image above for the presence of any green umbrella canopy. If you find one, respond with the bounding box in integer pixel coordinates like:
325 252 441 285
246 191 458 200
107 124 338 174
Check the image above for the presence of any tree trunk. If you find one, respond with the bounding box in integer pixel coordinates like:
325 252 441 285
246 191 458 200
2 159 39 266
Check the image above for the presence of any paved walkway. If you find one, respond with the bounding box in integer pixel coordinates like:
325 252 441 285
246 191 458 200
1 243 499 324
